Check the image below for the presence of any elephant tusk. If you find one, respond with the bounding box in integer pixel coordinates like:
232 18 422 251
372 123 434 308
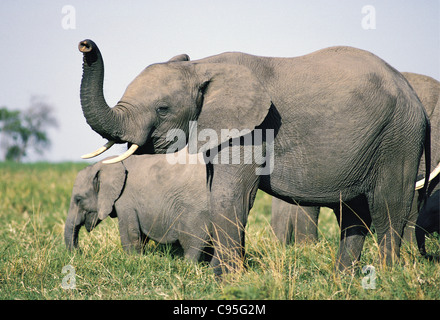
102 144 139 164
415 162 440 190
81 141 116 159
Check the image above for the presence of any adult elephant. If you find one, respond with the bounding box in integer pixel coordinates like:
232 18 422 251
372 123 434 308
77 39 430 275
271 72 440 245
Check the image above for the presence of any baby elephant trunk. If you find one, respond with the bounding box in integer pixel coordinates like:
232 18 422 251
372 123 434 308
64 213 83 251
64 204 101 251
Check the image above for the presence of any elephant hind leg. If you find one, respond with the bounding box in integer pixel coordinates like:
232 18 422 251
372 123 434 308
334 196 372 271
366 178 416 267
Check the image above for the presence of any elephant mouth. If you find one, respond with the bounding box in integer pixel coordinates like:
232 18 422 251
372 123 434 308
81 123 177 162
84 211 101 232
65 209 102 251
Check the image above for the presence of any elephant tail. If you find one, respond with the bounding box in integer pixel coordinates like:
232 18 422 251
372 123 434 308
415 117 430 258
415 119 431 202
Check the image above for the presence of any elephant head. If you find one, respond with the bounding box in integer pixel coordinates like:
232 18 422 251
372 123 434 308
78 39 272 162
64 160 126 250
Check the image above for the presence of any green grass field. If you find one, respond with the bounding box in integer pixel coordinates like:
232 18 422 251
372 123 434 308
0 162 439 300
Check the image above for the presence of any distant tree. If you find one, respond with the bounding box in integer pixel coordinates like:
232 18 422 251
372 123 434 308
0 107 22 160
0 96 58 162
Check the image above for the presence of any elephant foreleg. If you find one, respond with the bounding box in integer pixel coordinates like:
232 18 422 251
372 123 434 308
208 161 260 277
118 211 147 254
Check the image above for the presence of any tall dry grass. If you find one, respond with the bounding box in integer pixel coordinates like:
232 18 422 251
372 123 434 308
0 162 439 299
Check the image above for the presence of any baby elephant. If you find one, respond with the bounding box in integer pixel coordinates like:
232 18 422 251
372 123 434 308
64 151 212 262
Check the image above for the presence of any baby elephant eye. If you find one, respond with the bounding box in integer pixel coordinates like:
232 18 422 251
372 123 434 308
74 195 82 205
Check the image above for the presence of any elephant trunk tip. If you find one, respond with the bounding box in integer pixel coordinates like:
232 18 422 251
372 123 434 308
65 235 77 252
78 39 93 53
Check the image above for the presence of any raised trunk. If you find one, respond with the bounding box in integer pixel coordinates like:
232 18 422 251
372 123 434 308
79 39 154 149
79 39 125 143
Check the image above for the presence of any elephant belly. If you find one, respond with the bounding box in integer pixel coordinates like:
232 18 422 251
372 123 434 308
136 211 180 244
260 144 367 206
260 176 361 207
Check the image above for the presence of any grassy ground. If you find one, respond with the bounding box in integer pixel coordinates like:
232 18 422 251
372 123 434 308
0 162 439 300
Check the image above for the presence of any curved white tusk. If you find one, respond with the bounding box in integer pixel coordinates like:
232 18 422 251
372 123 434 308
81 141 116 159
415 162 440 190
102 144 139 164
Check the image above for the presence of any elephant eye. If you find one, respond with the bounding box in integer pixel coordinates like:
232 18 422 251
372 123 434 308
156 106 169 117
74 195 82 205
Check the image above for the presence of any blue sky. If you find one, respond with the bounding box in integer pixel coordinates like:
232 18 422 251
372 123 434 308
0 0 438 162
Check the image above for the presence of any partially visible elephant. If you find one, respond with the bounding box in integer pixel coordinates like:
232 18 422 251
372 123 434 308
415 189 440 259
271 72 440 246
64 150 213 262
271 201 319 244
77 40 430 275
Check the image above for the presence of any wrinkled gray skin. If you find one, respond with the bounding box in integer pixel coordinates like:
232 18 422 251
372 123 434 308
413 74 440 257
78 40 430 275
64 153 212 262
272 72 440 246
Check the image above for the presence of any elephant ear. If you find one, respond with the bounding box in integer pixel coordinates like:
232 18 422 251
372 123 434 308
192 63 272 153
96 160 127 220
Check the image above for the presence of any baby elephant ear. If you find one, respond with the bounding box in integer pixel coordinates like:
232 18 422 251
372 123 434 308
97 161 127 220
193 63 272 153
